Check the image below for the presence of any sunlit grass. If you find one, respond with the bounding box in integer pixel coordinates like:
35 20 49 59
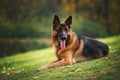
0 35 120 80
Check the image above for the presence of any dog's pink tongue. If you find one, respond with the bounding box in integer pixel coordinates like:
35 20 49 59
60 40 66 49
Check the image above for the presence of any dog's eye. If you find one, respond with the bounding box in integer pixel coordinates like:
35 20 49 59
65 28 68 31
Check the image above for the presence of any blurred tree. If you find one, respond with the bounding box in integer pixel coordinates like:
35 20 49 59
0 0 119 38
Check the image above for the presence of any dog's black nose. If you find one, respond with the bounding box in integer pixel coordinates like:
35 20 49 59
62 36 67 40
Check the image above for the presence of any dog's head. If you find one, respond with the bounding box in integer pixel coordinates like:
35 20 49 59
52 15 72 49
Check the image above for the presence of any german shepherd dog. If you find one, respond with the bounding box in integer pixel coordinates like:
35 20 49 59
37 15 109 71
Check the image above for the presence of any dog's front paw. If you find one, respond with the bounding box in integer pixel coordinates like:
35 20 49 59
36 67 43 72
36 66 47 71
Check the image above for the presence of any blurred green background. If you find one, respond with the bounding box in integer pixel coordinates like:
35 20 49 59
0 0 120 57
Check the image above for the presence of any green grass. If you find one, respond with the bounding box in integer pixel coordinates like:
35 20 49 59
0 35 120 80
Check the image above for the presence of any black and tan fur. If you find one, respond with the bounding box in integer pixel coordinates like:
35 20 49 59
37 15 109 71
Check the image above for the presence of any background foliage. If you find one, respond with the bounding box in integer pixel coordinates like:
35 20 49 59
0 0 120 57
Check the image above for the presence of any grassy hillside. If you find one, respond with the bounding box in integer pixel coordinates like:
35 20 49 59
0 35 120 80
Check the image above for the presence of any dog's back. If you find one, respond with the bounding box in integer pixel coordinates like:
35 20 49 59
78 35 109 59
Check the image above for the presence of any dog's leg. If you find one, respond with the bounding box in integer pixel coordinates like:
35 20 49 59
37 55 73 71
37 60 64 71
37 60 59 71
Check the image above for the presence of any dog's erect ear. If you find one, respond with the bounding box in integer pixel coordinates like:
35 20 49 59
53 15 60 25
65 16 72 26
